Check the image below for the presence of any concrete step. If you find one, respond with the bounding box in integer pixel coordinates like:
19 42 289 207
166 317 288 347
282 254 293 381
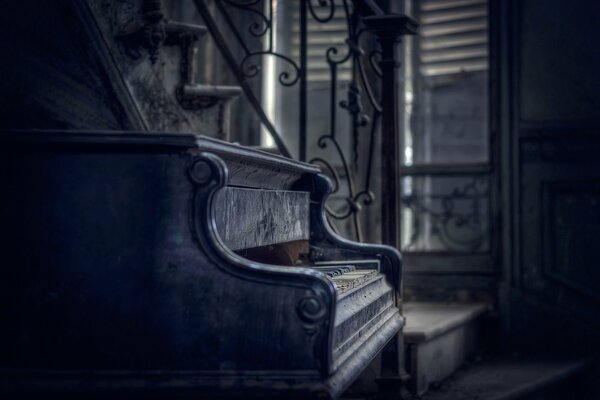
420 356 592 400
164 20 208 38
181 84 242 100
404 302 489 396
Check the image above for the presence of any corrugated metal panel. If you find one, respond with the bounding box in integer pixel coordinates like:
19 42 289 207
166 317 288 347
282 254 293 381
289 2 352 82
418 0 489 77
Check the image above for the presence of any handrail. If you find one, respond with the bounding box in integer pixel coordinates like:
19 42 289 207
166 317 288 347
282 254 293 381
192 0 293 158
193 0 417 245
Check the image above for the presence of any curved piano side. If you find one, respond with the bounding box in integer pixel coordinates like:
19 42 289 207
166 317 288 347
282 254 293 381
299 172 403 302
294 172 405 385
0 131 340 398
187 150 339 376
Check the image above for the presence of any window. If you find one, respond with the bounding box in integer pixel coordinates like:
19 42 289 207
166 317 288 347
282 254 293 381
401 0 492 260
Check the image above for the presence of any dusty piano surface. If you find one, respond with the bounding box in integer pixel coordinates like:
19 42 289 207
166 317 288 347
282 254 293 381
0 131 404 399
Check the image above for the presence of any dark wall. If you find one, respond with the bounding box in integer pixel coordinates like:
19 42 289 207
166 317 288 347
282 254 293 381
499 0 600 353
0 1 138 130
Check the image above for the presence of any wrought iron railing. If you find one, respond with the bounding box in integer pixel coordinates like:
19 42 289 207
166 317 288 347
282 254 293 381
193 0 417 244
401 174 490 252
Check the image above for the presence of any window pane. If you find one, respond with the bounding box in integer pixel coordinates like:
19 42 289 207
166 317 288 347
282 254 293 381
403 0 489 165
400 175 490 252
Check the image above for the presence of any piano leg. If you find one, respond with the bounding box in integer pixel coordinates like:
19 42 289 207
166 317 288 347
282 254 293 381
376 333 410 399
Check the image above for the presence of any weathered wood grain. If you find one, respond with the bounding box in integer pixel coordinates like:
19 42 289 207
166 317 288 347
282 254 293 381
213 187 310 251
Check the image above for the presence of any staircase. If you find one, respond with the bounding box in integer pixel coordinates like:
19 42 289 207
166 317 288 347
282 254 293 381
396 302 593 400
404 302 489 396
86 0 242 139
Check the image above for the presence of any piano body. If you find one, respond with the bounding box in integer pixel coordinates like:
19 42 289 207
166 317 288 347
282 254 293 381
0 131 403 399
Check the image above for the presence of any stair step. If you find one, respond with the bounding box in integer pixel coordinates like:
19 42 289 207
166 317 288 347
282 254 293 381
404 302 489 396
182 84 242 99
404 302 488 343
165 20 208 37
421 356 592 400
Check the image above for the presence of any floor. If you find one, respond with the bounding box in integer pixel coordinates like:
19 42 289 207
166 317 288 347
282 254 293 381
342 355 593 400
402 355 592 400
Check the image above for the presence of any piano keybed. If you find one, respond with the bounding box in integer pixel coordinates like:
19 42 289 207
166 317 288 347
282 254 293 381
318 260 397 372
310 264 379 294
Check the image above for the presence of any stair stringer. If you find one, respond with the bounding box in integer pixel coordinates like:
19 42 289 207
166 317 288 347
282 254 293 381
84 0 240 139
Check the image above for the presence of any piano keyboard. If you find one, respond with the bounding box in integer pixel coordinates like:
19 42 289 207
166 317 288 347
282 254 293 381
311 264 379 294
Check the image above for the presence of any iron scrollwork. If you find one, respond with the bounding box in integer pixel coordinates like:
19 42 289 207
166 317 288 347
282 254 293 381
307 0 383 241
401 176 489 252
196 0 388 241
214 0 301 86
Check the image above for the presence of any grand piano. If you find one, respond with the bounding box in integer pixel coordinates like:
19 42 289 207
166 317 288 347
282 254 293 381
0 131 403 399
